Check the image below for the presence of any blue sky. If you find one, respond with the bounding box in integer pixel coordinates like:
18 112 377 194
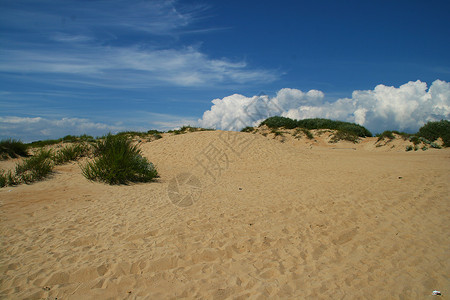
1 0 449 141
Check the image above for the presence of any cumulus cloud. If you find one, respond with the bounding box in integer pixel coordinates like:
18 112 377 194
198 80 450 133
0 117 124 142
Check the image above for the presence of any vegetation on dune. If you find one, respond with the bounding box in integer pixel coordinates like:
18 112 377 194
259 116 298 129
376 130 414 142
1 120 447 186
376 131 396 142
0 149 55 187
330 131 360 143
53 143 91 165
147 129 163 135
81 134 158 185
28 134 95 148
0 139 29 160
240 126 254 133
115 131 150 138
15 150 54 184
301 128 314 140
292 128 314 140
271 129 284 137
167 125 215 135
259 116 373 138
257 116 450 148
417 120 450 147
0 139 93 187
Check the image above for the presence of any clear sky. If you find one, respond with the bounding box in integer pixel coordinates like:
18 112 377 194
1 0 449 141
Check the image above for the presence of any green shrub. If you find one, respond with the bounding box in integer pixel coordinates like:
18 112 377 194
302 128 314 139
152 133 163 140
409 136 421 145
147 129 163 135
271 129 284 137
53 143 90 165
418 120 450 147
259 116 298 129
81 134 158 185
376 131 395 142
28 139 61 148
115 131 149 139
0 170 6 187
0 169 20 187
168 125 214 135
406 145 413 151
259 116 372 137
430 142 441 149
294 128 314 139
28 134 95 148
241 126 254 132
15 150 54 184
330 131 360 143
0 139 29 159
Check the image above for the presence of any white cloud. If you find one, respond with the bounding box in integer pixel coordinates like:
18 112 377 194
198 80 450 133
0 45 277 88
0 117 124 142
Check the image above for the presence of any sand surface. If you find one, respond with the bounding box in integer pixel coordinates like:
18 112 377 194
1 130 449 299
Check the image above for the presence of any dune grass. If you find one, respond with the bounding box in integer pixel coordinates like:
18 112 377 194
81 134 158 185
53 143 91 165
0 141 92 187
0 139 29 160
240 126 254 133
168 125 215 135
28 134 95 148
12 150 54 184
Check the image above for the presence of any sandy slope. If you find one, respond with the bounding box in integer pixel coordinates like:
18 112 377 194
1 131 449 299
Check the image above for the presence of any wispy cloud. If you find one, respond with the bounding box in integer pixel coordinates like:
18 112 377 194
0 111 201 142
0 0 279 89
0 116 125 142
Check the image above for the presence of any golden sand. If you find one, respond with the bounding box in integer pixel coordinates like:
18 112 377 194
1 130 449 299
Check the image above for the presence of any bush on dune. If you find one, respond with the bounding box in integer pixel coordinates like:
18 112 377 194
14 149 54 184
259 116 373 138
259 116 298 129
240 126 254 133
168 125 215 135
28 134 95 148
0 139 29 160
53 143 91 165
418 120 450 147
81 134 158 185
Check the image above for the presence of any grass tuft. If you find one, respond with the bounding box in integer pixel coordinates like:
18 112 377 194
241 126 254 133
330 131 359 143
168 126 215 135
53 143 91 165
0 139 29 160
14 150 54 184
418 120 450 147
376 131 395 142
81 134 158 185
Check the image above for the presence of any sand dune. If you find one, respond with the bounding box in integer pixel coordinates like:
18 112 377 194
1 130 449 299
